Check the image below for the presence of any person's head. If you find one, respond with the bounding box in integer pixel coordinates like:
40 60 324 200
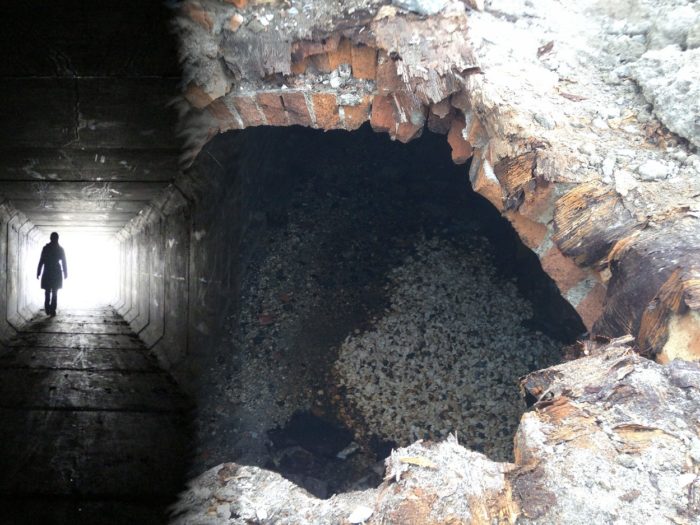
50 232 59 243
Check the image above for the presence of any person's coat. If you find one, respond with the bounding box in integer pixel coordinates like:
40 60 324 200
37 243 67 290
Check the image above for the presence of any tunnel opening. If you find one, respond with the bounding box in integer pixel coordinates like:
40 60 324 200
194 123 586 499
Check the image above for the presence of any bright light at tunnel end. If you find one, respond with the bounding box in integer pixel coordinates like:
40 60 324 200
34 233 119 309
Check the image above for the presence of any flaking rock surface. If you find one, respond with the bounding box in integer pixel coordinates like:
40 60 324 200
173 343 700 523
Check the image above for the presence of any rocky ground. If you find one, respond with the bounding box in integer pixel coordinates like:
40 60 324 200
173 342 700 524
333 236 562 461
193 127 578 496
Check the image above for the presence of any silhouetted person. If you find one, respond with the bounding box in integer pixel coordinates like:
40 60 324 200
37 232 67 317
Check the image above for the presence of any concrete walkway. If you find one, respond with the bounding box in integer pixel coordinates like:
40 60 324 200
0 307 190 524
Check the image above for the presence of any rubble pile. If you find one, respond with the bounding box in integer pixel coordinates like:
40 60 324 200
334 237 561 461
172 342 700 524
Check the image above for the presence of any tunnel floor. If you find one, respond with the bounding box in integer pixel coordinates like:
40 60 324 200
0 307 190 525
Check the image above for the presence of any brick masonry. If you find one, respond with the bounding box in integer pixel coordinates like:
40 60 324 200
176 6 615 336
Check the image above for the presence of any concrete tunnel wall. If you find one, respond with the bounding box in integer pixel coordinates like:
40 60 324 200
114 127 286 391
0 201 42 344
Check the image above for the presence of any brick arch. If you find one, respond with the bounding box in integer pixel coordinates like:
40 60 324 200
174 1 700 360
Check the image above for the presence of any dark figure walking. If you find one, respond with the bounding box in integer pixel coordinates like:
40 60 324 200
37 232 67 317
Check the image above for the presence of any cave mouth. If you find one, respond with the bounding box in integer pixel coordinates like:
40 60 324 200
211 123 586 498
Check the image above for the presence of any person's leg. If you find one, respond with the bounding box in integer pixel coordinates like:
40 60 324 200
50 289 57 315
44 290 50 313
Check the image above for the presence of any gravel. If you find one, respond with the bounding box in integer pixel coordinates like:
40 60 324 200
334 236 562 462
202 127 572 481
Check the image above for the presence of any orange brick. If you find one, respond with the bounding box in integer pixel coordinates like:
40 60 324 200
504 211 547 249
312 93 339 129
311 53 332 73
281 92 312 126
351 45 377 79
184 82 213 109
376 51 402 95
395 121 423 143
519 183 555 223
207 98 233 122
182 2 213 32
328 38 352 70
256 92 287 126
369 95 397 134
466 115 487 146
447 115 472 164
541 245 588 294
291 57 309 75
576 283 607 331
223 0 247 7
232 95 265 126
470 156 504 211
342 96 372 130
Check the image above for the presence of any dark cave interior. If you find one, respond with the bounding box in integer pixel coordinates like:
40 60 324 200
0 0 588 521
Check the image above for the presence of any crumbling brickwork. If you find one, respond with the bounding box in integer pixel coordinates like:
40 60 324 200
172 0 700 361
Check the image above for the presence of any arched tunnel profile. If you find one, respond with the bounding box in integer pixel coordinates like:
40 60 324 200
2 1 699 524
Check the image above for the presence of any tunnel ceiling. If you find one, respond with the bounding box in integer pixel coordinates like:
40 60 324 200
0 0 181 236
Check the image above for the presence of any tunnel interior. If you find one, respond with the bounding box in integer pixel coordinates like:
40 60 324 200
0 1 588 520
187 124 585 498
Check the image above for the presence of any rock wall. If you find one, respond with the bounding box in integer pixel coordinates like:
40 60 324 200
172 0 700 361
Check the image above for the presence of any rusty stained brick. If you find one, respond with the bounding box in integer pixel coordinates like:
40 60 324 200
493 152 537 197
341 95 372 130
504 211 548 250
181 2 214 32
311 53 332 73
206 99 242 131
184 82 214 109
290 57 309 75
552 182 636 267
232 95 266 126
311 93 340 129
223 0 247 7
256 92 288 126
576 282 607 331
540 245 588 294
351 45 378 80
376 51 403 95
281 91 312 127
327 38 352 70
447 114 472 164
369 94 397 135
469 154 504 211
291 35 340 62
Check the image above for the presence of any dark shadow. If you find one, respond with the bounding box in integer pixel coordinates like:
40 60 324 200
195 123 586 497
